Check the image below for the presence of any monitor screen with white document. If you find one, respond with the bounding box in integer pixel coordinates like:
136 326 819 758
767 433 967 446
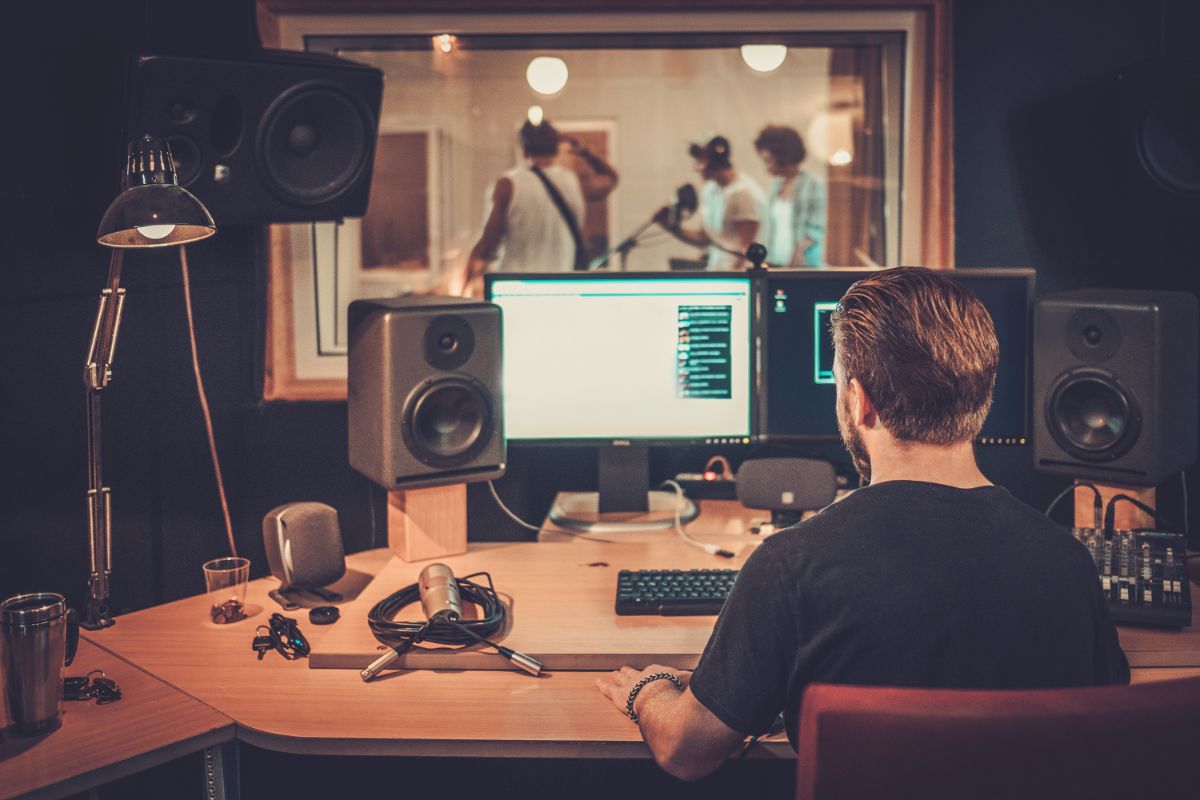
485 272 755 525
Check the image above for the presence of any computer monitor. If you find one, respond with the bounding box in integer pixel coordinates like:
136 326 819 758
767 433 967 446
485 272 755 523
760 268 1034 443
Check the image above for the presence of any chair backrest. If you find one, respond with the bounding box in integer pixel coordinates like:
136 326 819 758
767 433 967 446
796 677 1200 800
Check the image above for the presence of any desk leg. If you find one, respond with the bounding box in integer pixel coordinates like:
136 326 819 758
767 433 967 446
204 741 240 800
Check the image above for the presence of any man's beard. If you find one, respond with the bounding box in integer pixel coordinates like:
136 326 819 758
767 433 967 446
837 394 872 484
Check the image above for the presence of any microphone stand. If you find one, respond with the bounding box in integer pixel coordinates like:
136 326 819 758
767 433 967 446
588 217 657 271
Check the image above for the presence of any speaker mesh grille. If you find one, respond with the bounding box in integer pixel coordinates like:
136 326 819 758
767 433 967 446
258 83 371 205
1045 369 1141 462
402 376 495 470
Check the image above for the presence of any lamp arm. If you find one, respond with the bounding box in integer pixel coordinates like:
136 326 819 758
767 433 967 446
84 250 126 391
82 248 124 630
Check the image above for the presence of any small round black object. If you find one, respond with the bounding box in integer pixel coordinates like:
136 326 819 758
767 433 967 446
309 606 340 625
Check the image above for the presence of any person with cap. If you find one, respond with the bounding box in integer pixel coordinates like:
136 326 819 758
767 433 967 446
464 119 619 291
653 135 765 270
754 124 827 267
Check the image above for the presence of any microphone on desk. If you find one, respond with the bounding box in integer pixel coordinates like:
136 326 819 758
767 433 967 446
419 563 462 622
361 563 543 682
424 563 543 676
362 563 464 680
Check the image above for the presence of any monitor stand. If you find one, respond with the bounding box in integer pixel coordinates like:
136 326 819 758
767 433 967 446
548 443 698 533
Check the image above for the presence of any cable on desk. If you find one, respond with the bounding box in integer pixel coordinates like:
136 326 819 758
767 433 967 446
362 571 541 680
1182 470 1190 539
661 480 734 558
486 480 617 543
487 480 541 532
1044 481 1103 529
1104 494 1177 533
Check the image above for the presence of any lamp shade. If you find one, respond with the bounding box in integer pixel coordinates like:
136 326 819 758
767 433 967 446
97 134 216 248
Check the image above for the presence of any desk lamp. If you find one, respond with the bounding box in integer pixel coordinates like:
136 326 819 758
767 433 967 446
83 134 216 630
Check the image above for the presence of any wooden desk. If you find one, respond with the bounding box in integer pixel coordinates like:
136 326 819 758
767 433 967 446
82 545 791 759
0 638 233 800
80 516 1200 764
59 496 1200 767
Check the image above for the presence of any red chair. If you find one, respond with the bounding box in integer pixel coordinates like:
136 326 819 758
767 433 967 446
796 676 1200 800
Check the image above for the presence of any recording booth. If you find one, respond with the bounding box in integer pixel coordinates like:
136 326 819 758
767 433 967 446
7 2 1200 800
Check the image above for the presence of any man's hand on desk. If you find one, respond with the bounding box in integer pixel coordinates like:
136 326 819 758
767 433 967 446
596 664 692 712
596 664 743 781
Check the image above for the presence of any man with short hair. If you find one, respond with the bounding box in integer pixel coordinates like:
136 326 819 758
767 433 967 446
465 120 618 288
597 267 1129 781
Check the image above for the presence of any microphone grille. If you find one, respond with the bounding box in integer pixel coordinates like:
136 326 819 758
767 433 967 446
677 184 698 213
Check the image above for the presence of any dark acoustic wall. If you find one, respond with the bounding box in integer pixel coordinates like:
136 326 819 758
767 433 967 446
0 0 380 615
5 1 1200 619
956 0 1200 546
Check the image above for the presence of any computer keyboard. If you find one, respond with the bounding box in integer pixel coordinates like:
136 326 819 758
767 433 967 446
615 569 739 615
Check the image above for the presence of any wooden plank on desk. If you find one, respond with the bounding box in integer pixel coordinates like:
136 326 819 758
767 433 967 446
0 638 232 800
310 539 752 671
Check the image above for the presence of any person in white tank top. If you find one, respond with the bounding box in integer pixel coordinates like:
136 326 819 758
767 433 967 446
466 120 619 289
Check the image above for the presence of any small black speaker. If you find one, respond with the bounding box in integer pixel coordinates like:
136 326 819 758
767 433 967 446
736 458 838 522
1034 289 1198 485
126 50 382 224
348 296 505 490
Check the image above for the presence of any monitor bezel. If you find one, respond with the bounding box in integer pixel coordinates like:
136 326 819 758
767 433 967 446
757 267 1036 444
485 271 759 447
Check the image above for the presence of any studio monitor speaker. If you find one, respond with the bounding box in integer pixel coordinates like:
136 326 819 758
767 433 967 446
1118 63 1200 213
1034 289 1198 485
126 50 383 224
348 296 505 490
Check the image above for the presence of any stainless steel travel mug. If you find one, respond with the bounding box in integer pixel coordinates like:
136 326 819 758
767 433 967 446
1 593 79 737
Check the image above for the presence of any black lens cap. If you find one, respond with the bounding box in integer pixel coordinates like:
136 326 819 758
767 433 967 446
309 606 340 625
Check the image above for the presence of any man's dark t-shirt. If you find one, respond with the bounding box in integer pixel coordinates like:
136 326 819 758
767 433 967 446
688 481 1131 747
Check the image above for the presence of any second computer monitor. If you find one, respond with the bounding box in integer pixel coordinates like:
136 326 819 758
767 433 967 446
761 268 1034 443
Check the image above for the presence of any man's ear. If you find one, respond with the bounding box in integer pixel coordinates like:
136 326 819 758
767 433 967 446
849 378 879 429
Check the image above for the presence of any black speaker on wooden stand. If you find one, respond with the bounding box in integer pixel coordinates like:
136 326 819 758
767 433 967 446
1034 289 1198 526
126 50 383 223
348 297 505 562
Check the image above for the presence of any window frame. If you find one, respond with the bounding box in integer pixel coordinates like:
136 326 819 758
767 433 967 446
258 0 952 401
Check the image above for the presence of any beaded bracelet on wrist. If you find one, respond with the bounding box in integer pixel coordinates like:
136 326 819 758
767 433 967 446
625 672 684 723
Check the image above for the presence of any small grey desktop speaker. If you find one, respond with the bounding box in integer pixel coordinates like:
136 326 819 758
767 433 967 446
736 458 838 513
348 296 506 490
261 502 346 592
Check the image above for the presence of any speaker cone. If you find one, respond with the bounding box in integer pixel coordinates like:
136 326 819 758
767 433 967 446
1137 74 1200 198
402 377 494 469
164 134 202 187
258 81 372 206
1046 369 1141 462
